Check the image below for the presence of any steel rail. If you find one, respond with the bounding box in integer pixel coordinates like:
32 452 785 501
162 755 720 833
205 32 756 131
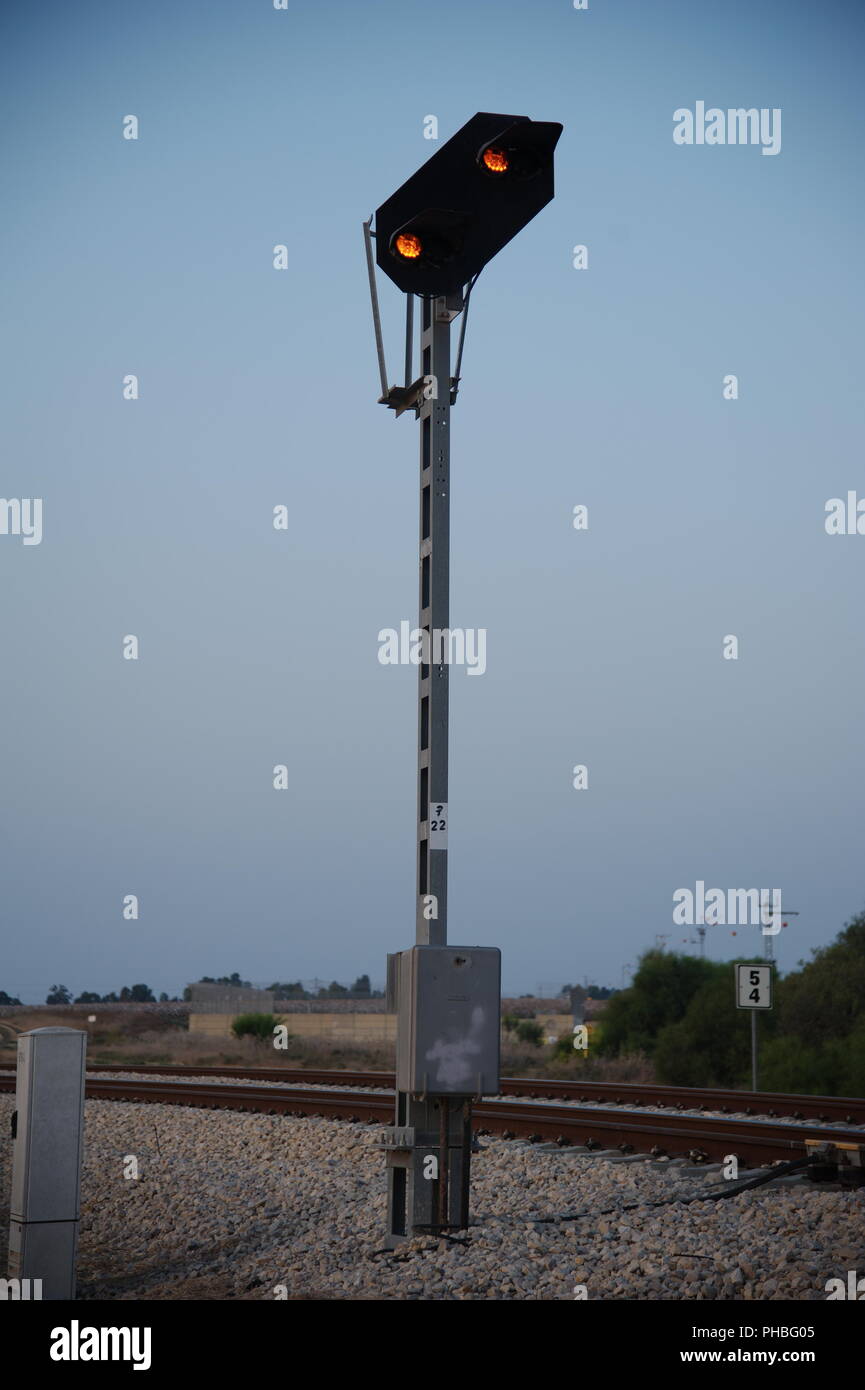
2 1062 857 1124
0 1072 860 1166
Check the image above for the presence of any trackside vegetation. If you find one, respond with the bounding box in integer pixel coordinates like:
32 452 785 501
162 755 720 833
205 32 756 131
596 910 865 1094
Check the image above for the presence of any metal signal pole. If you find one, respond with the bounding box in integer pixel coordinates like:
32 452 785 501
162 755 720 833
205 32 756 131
384 293 477 1245
415 293 459 947
368 110 561 1247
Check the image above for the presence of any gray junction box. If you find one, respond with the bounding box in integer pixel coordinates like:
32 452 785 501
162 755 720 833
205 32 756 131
8 1027 86 1300
395 945 501 1095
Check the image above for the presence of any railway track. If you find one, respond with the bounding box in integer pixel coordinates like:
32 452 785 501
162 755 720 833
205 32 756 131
1 1069 861 1168
1 1061 857 1124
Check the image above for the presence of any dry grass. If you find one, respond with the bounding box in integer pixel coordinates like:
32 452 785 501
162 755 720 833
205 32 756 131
1 1008 653 1083
500 1043 655 1083
85 1029 654 1082
81 1029 396 1072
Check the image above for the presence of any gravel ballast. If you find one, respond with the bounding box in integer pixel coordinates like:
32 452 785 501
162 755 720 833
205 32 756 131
0 1095 861 1301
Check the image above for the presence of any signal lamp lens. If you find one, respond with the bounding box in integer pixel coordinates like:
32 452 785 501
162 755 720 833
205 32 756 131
394 232 423 259
482 146 509 174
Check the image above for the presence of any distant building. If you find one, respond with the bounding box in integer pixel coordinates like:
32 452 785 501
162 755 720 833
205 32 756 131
186 982 274 1014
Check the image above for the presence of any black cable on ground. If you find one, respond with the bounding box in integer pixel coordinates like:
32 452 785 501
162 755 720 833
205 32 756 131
530 1154 813 1225
370 1156 818 1256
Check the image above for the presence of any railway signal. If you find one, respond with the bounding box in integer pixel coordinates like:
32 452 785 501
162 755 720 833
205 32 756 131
374 112 562 297
365 112 562 1244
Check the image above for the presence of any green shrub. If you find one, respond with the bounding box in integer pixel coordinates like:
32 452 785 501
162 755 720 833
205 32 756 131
760 1021 865 1097
231 1013 280 1041
515 1020 543 1046
596 951 716 1059
653 961 775 1087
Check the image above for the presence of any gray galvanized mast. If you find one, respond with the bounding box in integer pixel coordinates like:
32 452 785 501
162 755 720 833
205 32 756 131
386 290 472 1245
415 292 459 949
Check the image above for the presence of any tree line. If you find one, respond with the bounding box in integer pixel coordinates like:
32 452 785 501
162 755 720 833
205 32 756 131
596 908 865 1094
3 972 386 1006
43 984 172 1004
180 972 383 1000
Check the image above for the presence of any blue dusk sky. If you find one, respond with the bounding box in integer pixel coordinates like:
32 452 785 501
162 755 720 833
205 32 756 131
1 0 863 1001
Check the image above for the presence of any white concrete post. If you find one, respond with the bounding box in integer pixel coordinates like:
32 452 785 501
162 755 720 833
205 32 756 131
8 1027 86 1300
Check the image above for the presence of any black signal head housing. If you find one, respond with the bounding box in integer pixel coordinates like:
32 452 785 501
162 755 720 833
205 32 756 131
375 111 562 297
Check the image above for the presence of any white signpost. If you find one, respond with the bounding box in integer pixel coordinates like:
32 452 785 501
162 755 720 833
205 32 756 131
736 963 772 1010
736 964 773 1090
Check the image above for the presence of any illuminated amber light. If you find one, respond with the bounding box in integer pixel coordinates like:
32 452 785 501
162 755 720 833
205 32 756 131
395 232 423 259
482 146 509 173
